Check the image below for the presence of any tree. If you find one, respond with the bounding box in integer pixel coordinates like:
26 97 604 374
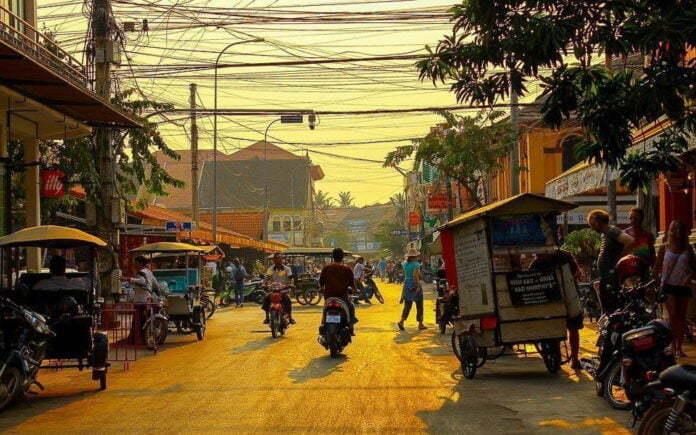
384 110 514 209
315 190 336 208
337 191 355 208
389 192 408 225
416 1 696 192
325 224 352 250
374 221 406 258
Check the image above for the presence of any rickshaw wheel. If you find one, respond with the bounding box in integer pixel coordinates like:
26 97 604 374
539 340 562 373
451 331 462 360
305 290 320 306
295 294 308 306
476 347 488 368
459 335 478 379
194 308 206 341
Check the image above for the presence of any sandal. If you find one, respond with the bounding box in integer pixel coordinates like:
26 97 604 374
397 321 405 331
418 324 428 330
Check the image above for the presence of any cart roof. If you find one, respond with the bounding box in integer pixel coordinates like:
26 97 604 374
0 225 107 248
440 193 577 229
279 247 353 256
130 242 208 254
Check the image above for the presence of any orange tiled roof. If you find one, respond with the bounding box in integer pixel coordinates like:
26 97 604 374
199 212 264 239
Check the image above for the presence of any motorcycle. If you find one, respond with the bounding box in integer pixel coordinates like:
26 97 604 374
578 280 602 323
621 319 676 421
0 297 53 412
435 279 458 334
636 364 696 434
394 269 404 284
267 282 292 338
142 295 169 348
362 272 385 304
318 294 353 358
219 279 265 307
581 278 658 409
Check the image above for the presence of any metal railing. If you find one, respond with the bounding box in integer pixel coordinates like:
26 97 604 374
0 5 88 88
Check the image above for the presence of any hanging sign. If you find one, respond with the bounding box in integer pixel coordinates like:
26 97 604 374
408 212 421 226
41 171 65 198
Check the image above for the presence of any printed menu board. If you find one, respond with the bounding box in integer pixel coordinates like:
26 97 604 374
453 220 495 317
506 269 561 306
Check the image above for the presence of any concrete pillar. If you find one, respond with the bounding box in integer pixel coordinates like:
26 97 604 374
24 138 40 271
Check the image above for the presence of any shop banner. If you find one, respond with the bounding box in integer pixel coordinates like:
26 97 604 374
506 269 561 306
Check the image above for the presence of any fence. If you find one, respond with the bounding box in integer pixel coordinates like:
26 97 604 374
100 302 166 370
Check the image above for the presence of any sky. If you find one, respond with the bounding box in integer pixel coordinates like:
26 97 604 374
37 0 488 207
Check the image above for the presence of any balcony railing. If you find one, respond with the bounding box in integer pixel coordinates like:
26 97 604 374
0 4 88 88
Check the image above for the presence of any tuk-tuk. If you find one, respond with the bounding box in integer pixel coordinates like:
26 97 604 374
0 225 110 389
439 194 580 379
277 247 353 306
129 242 208 341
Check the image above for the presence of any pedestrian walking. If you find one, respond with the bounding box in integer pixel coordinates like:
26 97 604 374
653 219 696 358
398 247 426 330
378 258 387 282
386 259 394 283
587 209 634 313
231 258 247 308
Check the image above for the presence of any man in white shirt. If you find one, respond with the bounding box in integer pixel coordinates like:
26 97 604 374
120 256 159 303
353 257 369 304
34 256 85 291
262 253 295 324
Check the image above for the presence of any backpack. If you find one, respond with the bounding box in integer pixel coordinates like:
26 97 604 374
234 265 246 283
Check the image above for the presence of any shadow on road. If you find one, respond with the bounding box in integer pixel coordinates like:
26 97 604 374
231 336 278 354
393 328 424 344
288 354 348 384
0 386 100 428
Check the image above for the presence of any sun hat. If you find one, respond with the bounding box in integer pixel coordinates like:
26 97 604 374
405 247 420 258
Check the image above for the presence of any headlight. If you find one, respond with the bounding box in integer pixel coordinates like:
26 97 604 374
23 310 51 335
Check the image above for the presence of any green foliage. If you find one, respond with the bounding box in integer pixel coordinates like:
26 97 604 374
374 220 406 258
384 110 515 209
253 260 266 276
389 192 408 226
418 0 696 191
337 191 355 208
325 225 352 250
562 229 600 266
315 190 335 208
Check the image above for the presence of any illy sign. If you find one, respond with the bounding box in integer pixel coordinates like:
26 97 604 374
41 171 65 198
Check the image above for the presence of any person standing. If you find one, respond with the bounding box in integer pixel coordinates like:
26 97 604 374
624 207 656 278
231 258 247 308
587 209 635 313
386 259 394 283
398 247 427 331
378 258 387 282
653 220 696 357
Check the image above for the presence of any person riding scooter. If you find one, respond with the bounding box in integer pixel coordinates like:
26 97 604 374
261 253 296 325
319 248 357 335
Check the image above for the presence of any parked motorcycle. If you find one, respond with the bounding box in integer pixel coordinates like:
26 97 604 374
0 297 53 412
637 364 696 434
200 290 216 318
142 296 169 348
620 319 676 420
581 278 658 409
318 296 353 358
435 280 458 334
219 279 265 307
267 283 292 338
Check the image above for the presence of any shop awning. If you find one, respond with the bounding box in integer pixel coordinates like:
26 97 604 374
544 162 617 200
0 26 141 128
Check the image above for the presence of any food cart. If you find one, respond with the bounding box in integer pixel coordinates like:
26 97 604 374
439 194 579 379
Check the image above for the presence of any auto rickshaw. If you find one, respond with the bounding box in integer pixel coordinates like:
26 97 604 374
0 225 110 390
129 242 208 341
277 248 353 306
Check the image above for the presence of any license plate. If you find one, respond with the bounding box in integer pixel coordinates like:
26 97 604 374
326 315 341 323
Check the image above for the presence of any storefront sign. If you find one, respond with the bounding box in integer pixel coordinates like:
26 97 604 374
41 170 64 198
506 269 561 306
490 214 557 247
408 212 421 226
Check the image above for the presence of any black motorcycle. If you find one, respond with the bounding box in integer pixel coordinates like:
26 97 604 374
362 273 385 304
0 297 53 412
581 280 658 409
617 319 676 415
636 364 696 434
318 297 352 358
435 279 458 334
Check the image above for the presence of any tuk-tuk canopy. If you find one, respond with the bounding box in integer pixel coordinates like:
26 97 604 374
279 247 353 257
0 225 107 248
130 242 208 254
440 193 577 230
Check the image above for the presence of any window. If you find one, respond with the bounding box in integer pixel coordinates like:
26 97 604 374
561 136 583 172
8 0 26 33
271 216 281 232
282 216 292 232
293 216 303 230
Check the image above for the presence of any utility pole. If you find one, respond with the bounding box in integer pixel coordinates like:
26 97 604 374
190 84 200 230
510 88 520 196
605 50 617 225
91 0 119 295
445 178 454 221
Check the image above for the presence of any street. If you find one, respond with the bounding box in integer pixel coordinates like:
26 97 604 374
0 283 631 434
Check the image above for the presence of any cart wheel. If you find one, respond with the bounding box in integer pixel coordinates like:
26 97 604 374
451 331 462 361
539 340 562 373
476 346 488 368
295 294 307 306
195 308 206 341
307 290 322 306
459 335 479 379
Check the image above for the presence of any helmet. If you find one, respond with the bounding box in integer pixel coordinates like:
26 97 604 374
616 254 646 283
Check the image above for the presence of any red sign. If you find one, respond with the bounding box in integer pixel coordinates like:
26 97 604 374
428 193 449 209
41 171 65 198
408 212 421 226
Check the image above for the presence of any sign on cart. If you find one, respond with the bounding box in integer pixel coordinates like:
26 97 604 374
506 269 561 306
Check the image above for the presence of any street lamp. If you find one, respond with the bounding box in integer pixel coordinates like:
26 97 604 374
262 113 314 242
213 38 264 245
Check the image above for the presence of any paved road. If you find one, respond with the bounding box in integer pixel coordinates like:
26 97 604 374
1 283 631 434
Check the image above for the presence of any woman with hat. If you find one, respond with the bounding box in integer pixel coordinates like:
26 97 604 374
398 247 427 330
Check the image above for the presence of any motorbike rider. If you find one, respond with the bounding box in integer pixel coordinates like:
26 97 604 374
319 248 357 335
261 253 296 325
353 257 370 304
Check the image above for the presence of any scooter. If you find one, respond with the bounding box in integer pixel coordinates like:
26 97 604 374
362 271 384 304
267 282 292 338
318 294 353 358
